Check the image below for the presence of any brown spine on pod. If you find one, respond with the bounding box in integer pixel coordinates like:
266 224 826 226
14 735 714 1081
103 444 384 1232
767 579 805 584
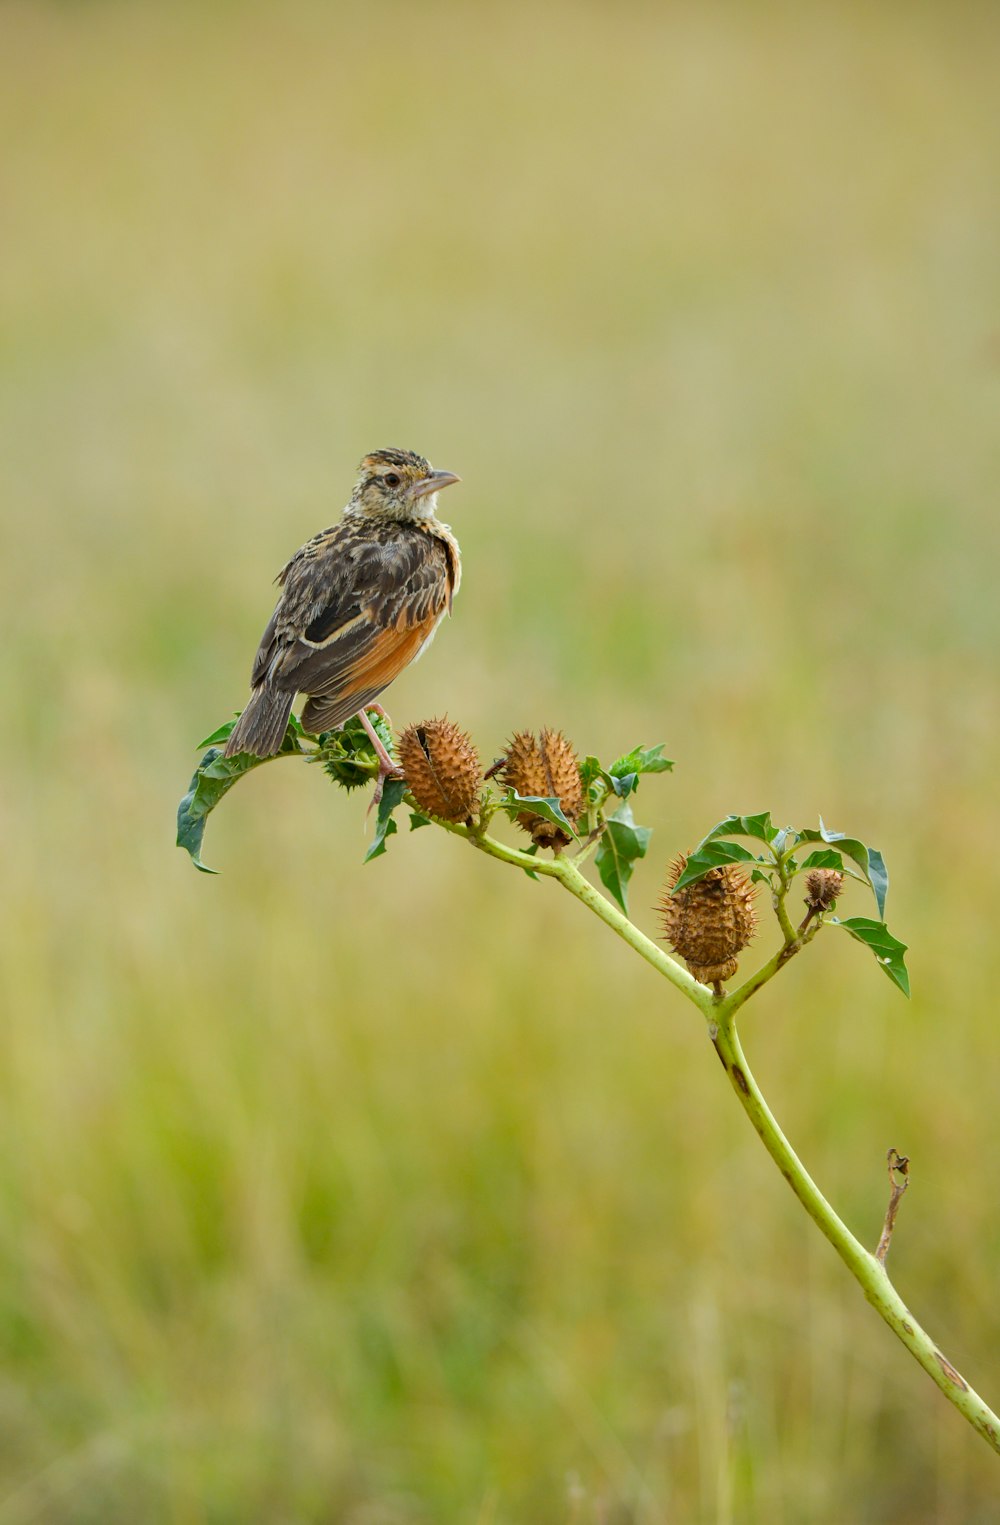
660 852 758 986
398 718 482 822
501 728 583 850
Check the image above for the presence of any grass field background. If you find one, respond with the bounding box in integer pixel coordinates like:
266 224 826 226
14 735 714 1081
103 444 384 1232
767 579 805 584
3 2 1000 1519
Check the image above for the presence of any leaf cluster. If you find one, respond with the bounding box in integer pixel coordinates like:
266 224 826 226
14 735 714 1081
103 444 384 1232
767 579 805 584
674 813 908 995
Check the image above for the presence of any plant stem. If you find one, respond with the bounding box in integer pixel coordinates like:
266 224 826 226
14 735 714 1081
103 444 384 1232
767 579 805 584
439 818 713 1011
773 856 798 946
707 1009 1000 1454
552 856 713 1013
429 807 1000 1452
449 817 1000 1454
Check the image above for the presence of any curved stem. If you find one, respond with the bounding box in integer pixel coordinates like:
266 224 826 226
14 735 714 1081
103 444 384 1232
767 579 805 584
437 816 713 1010
552 856 713 1013
708 1010 1000 1454
428 809 1000 1454
773 855 799 946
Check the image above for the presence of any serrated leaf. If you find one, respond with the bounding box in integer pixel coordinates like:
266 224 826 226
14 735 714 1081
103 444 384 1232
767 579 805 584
364 778 407 863
699 812 779 849
799 822 889 917
672 840 758 892
750 868 772 885
833 916 910 998
176 725 304 872
520 842 541 881
409 811 432 830
595 801 652 913
497 789 578 838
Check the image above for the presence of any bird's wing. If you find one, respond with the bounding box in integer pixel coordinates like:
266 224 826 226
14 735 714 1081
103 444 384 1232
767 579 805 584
257 525 452 708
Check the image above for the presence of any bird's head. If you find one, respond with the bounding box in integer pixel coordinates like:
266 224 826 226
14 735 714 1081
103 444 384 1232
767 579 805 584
349 448 461 521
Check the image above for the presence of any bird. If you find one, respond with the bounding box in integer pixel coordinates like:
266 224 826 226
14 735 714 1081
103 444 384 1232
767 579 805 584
224 448 462 796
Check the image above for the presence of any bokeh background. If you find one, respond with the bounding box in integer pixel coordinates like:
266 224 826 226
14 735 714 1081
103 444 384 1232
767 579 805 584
3 1 1000 1520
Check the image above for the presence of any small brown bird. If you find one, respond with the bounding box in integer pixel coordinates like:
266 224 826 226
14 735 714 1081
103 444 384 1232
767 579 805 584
224 448 461 792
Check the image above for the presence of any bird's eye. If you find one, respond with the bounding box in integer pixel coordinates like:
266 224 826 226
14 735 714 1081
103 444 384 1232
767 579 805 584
383 473 401 489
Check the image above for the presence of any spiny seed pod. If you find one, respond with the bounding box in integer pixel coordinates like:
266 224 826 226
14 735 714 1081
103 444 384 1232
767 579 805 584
398 718 482 823
501 728 584 849
660 853 757 986
804 868 844 913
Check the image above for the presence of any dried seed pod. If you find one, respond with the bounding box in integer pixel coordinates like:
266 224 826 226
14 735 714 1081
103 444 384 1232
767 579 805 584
539 728 584 823
398 718 481 822
502 730 549 801
804 868 844 913
500 728 583 849
660 852 757 986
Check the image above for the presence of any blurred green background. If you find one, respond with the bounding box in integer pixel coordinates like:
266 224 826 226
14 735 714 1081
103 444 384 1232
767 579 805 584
3 1 1000 1519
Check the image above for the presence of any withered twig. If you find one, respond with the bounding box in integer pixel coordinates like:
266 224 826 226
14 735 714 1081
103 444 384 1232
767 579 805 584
875 1148 910 1265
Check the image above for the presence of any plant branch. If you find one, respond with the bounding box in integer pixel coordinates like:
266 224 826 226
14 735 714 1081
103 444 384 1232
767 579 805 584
708 1010 1000 1455
439 817 1000 1455
773 856 799 946
434 816 714 1013
394 780 999 1455
552 856 714 1013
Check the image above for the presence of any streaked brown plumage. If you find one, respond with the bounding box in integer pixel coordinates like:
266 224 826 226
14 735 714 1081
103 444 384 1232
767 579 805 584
224 448 461 764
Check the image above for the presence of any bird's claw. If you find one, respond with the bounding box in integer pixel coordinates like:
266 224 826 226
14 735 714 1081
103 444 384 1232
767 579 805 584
368 763 405 814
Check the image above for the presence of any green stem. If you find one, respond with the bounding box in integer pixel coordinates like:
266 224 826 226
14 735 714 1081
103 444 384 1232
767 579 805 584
433 815 564 877
773 861 798 946
445 819 712 1012
708 1010 1000 1455
446 816 1000 1455
429 808 1000 1453
552 856 713 1013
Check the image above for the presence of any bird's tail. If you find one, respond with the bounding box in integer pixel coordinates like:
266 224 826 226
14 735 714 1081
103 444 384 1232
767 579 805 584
224 687 295 758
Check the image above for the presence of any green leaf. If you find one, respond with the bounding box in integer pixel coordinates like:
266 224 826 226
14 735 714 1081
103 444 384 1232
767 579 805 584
364 778 407 863
595 801 652 913
866 848 889 916
800 848 846 872
580 745 674 805
833 916 910 998
608 743 674 796
672 839 758 892
610 742 674 777
497 789 578 838
409 811 432 831
700 812 779 848
203 711 305 751
198 719 238 748
176 724 304 872
799 820 888 917
579 755 608 792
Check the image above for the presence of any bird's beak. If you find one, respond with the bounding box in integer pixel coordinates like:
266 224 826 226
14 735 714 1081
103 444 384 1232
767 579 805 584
409 470 461 500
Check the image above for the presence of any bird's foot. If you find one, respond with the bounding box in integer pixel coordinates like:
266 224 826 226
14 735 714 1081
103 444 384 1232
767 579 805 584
369 760 405 811
356 707 403 812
